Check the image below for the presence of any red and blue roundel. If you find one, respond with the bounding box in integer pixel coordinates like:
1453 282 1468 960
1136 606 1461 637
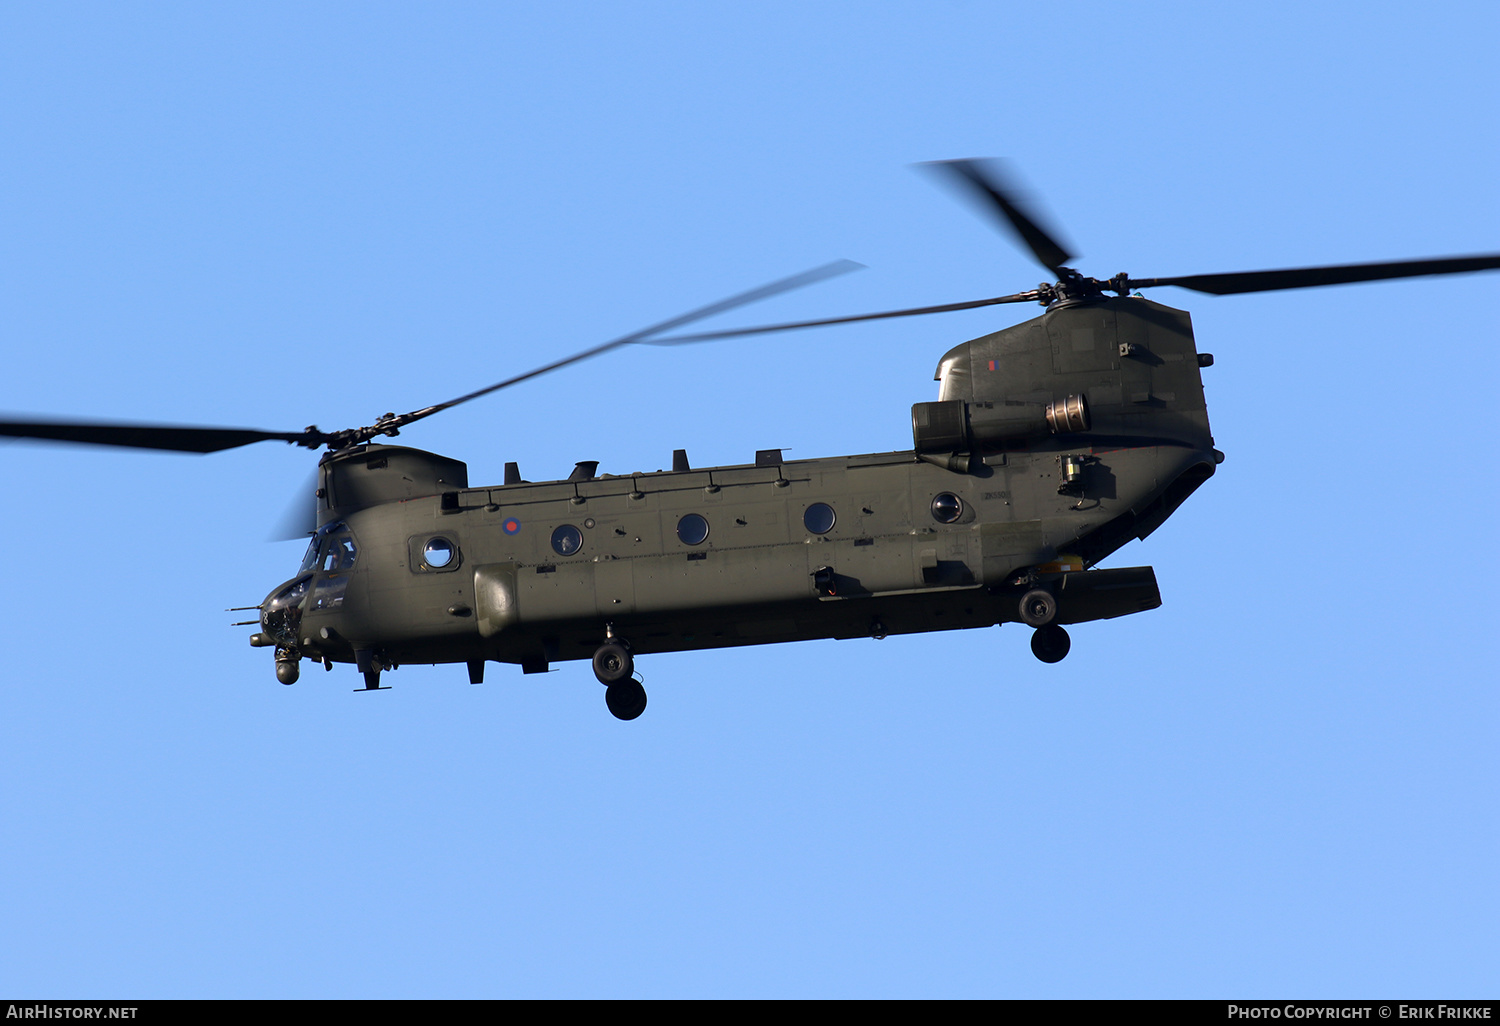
502 518 521 535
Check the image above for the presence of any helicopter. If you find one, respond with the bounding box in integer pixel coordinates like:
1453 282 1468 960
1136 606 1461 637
5 160 1498 721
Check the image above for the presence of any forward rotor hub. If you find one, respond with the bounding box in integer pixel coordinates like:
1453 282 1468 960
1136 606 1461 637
1035 268 1134 308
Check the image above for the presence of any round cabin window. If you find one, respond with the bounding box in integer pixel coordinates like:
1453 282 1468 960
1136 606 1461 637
551 525 584 556
931 493 963 524
423 537 456 568
803 502 836 535
676 513 709 546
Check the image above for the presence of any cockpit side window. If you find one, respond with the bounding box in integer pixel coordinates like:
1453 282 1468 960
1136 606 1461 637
312 575 349 610
322 536 357 572
300 522 358 574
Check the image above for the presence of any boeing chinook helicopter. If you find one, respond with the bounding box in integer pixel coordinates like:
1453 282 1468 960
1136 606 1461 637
5 160 1499 720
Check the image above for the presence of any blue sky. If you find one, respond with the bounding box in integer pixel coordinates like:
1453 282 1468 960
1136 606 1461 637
1 1 1496 998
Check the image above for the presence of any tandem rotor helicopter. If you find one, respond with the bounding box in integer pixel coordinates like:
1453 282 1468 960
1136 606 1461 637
5 160 1499 720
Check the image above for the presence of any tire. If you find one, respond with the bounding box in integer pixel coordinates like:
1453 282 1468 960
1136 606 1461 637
1031 625 1071 664
1018 588 1058 627
592 641 634 685
605 679 648 720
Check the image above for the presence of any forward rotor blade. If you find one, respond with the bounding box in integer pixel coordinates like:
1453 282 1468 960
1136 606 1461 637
643 290 1044 346
269 471 320 541
2 262 863 456
922 159 1075 276
0 420 322 453
1132 254 1500 295
379 259 863 432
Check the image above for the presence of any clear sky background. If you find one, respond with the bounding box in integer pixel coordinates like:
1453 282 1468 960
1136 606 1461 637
1 1 1496 999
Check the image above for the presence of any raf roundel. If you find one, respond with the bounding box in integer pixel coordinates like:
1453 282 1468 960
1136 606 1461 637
502 518 521 535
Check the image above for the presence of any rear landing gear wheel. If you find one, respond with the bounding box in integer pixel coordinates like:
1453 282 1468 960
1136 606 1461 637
1031 624 1071 663
592 641 634 685
605 679 648 720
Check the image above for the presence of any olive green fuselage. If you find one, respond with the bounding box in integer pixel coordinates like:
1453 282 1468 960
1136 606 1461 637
262 295 1219 676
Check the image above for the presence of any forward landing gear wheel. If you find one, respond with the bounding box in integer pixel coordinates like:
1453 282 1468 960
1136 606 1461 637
1019 588 1058 627
1031 624 1071 663
605 679 648 720
592 642 634 684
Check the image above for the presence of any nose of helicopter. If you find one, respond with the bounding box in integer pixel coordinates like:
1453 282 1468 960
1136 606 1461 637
260 575 310 627
251 576 313 685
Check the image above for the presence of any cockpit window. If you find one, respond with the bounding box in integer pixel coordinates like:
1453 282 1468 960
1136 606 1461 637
312 575 349 610
299 521 358 573
299 537 320 573
268 575 311 611
322 536 357 571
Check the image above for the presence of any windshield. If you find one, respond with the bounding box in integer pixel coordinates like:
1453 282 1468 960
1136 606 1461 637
267 575 311 612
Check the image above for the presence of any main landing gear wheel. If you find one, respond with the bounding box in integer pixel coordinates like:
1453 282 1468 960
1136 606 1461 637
1018 588 1058 627
1031 624 1071 663
592 641 634 685
605 679 648 721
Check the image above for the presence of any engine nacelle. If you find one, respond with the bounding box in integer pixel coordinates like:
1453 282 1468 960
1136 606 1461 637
912 393 1090 453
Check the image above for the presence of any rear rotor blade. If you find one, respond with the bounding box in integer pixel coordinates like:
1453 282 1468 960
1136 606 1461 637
1132 253 1500 295
643 289 1044 346
0 420 323 453
922 159 1075 276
